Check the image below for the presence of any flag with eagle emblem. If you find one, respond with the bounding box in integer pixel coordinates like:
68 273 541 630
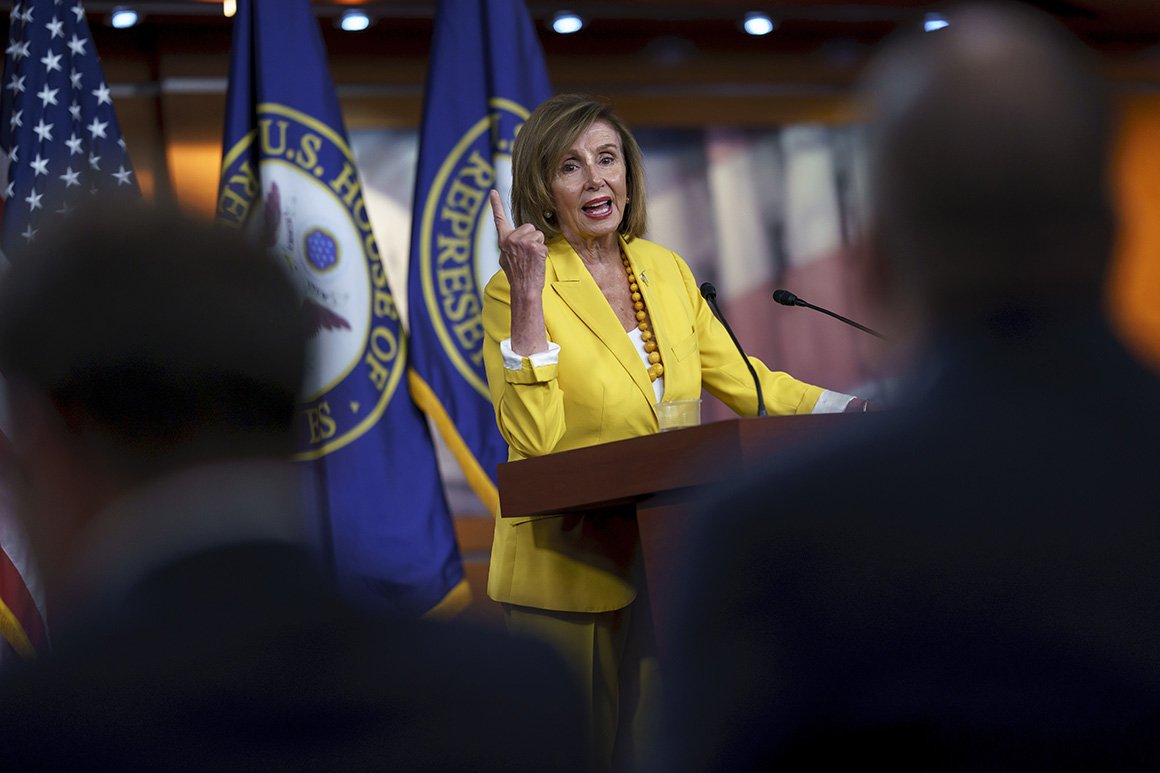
217 0 466 617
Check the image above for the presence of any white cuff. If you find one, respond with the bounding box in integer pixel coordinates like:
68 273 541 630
812 389 856 414
501 338 560 371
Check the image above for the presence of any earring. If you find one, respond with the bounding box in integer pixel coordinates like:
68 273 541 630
544 211 554 219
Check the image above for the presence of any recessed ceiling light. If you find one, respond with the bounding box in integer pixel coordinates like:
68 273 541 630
340 10 372 32
743 12 776 37
110 7 139 29
924 12 950 32
552 12 584 35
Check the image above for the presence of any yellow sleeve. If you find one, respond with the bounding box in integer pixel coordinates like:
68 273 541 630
673 255 823 416
481 272 567 458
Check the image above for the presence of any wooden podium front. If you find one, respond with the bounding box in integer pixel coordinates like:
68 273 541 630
497 413 853 650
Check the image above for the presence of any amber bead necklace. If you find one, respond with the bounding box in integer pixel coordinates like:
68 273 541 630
622 253 663 381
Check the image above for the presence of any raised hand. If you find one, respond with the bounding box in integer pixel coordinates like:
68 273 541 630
491 189 548 296
490 189 549 356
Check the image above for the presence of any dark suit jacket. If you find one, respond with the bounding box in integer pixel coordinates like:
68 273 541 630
664 312 1160 771
0 542 586 772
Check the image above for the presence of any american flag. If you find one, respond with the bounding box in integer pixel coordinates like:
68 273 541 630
0 0 137 661
0 0 138 254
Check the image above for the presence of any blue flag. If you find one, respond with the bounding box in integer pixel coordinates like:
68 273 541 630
0 0 139 254
407 0 552 512
217 0 465 617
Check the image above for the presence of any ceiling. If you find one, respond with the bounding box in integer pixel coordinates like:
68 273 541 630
5 1 1160 116
58 1 1160 42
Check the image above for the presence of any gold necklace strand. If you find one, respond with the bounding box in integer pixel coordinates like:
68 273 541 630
623 255 663 381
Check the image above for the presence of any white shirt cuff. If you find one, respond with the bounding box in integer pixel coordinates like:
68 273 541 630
812 389 856 414
501 338 560 370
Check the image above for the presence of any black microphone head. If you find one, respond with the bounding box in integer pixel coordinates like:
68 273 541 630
699 282 717 302
773 289 801 307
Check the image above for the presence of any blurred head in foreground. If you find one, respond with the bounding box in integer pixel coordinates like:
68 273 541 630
865 2 1114 328
662 7 1160 771
0 205 304 606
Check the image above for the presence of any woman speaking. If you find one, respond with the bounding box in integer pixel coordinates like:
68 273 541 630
482 94 859 770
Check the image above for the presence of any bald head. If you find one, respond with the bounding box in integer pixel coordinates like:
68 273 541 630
866 3 1114 322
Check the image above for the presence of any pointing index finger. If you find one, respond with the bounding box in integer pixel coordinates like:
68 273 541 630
489 189 513 241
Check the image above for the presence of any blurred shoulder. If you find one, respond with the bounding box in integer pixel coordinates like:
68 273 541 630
703 409 925 534
0 610 587 771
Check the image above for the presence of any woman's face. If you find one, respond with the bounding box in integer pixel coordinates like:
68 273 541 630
549 120 629 246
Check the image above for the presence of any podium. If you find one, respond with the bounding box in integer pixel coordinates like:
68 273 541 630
497 413 853 650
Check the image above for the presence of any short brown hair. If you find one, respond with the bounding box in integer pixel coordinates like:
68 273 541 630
865 4 1113 317
510 94 647 241
0 203 305 479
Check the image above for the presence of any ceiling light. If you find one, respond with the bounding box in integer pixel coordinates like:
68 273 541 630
339 10 372 32
110 7 139 29
552 12 584 35
743 12 776 37
924 13 950 32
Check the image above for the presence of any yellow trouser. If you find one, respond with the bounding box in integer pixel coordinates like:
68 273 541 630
504 597 661 773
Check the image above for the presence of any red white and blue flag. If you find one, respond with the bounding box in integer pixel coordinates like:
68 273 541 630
0 492 44 662
0 0 138 660
0 0 138 253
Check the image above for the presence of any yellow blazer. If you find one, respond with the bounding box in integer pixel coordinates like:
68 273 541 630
482 235 823 613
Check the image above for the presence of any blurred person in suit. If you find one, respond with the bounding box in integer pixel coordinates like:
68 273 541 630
662 3 1160 769
0 206 585 771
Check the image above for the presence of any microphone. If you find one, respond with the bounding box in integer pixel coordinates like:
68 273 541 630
772 289 886 340
700 282 766 417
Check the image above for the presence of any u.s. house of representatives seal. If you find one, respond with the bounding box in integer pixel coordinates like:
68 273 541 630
218 103 405 461
415 97 531 397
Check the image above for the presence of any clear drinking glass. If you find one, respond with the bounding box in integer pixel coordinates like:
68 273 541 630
656 398 702 432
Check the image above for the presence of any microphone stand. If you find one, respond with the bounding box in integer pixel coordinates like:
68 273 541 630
700 282 767 417
772 289 887 340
